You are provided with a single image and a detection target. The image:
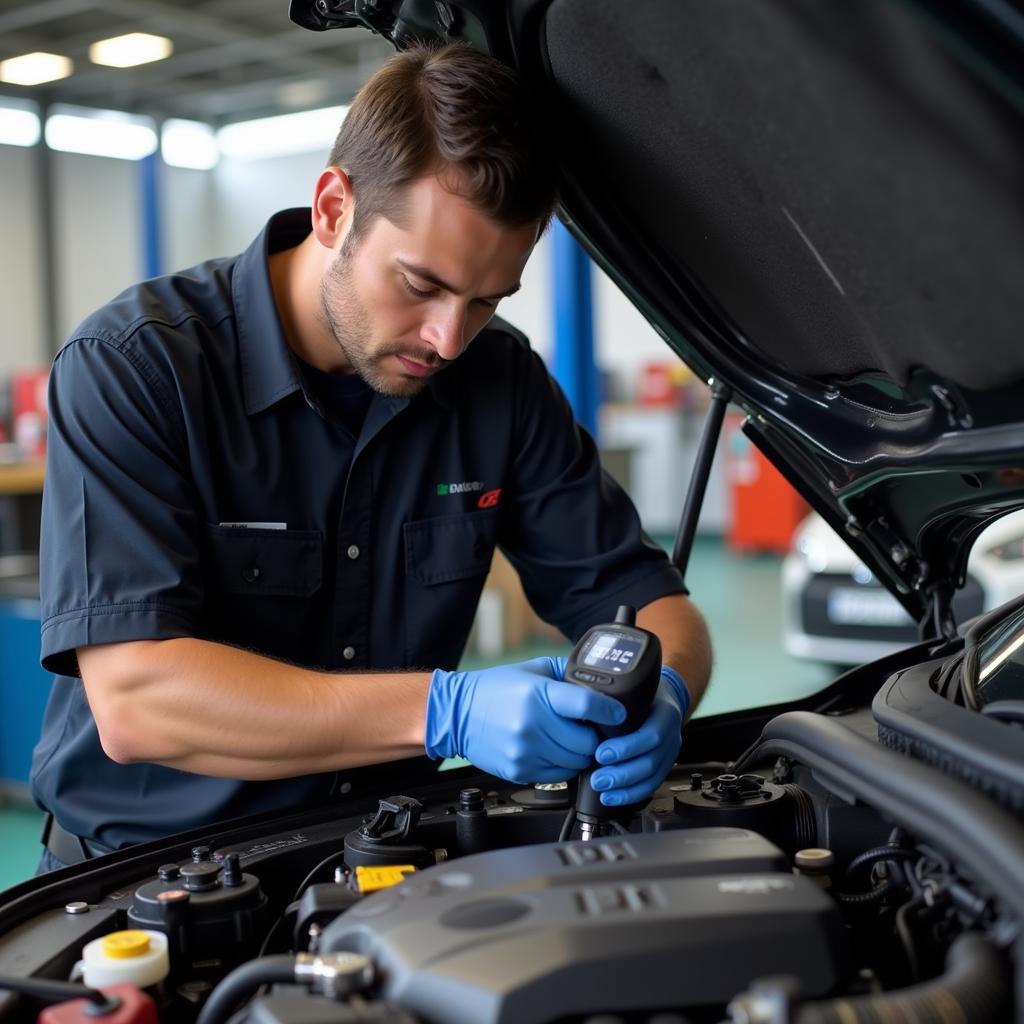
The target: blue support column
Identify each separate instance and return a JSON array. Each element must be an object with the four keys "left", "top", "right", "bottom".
[
  {"left": 36, "top": 101, "right": 59, "bottom": 356},
  {"left": 139, "top": 151, "right": 164, "bottom": 278},
  {"left": 551, "top": 219, "right": 600, "bottom": 436}
]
